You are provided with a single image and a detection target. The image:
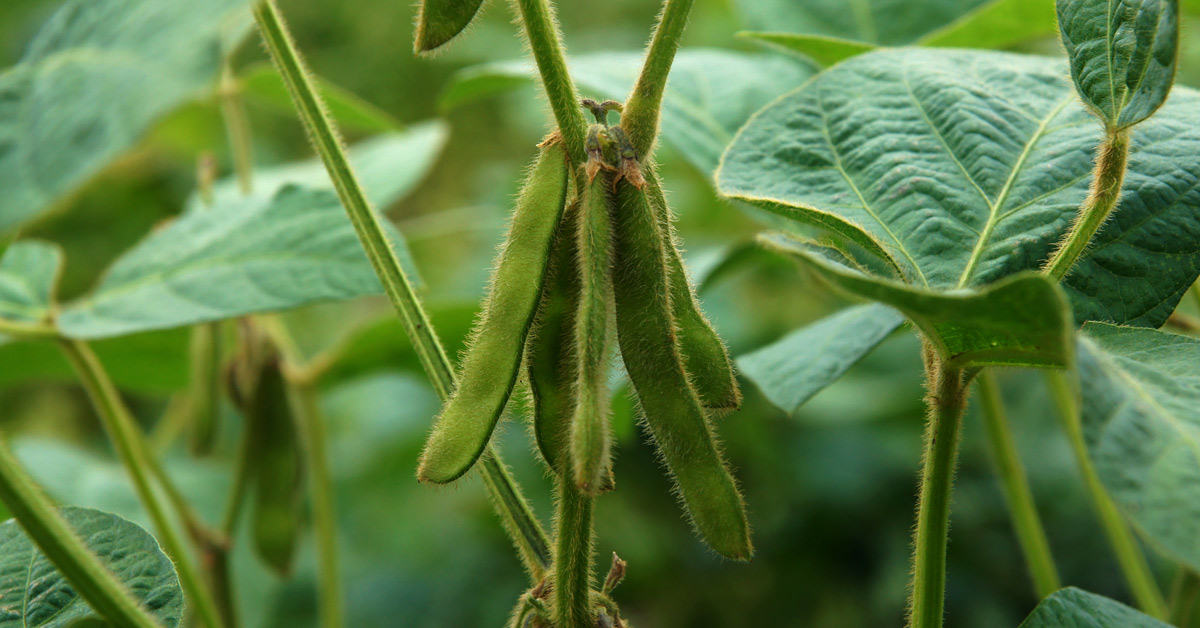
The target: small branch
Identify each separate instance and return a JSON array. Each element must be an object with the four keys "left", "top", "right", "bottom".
[
  {"left": 0, "top": 435, "right": 165, "bottom": 628},
  {"left": 977, "top": 372, "right": 1060, "bottom": 597},
  {"left": 621, "top": 0, "right": 696, "bottom": 159},
  {"left": 1043, "top": 129, "right": 1130, "bottom": 280},
  {"left": 0, "top": 317, "right": 57, "bottom": 340},
  {"left": 510, "top": 0, "right": 589, "bottom": 167},
  {"left": 908, "top": 355, "right": 968, "bottom": 628},
  {"left": 218, "top": 61, "right": 255, "bottom": 196},
  {"left": 1045, "top": 370, "right": 1169, "bottom": 619}
]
